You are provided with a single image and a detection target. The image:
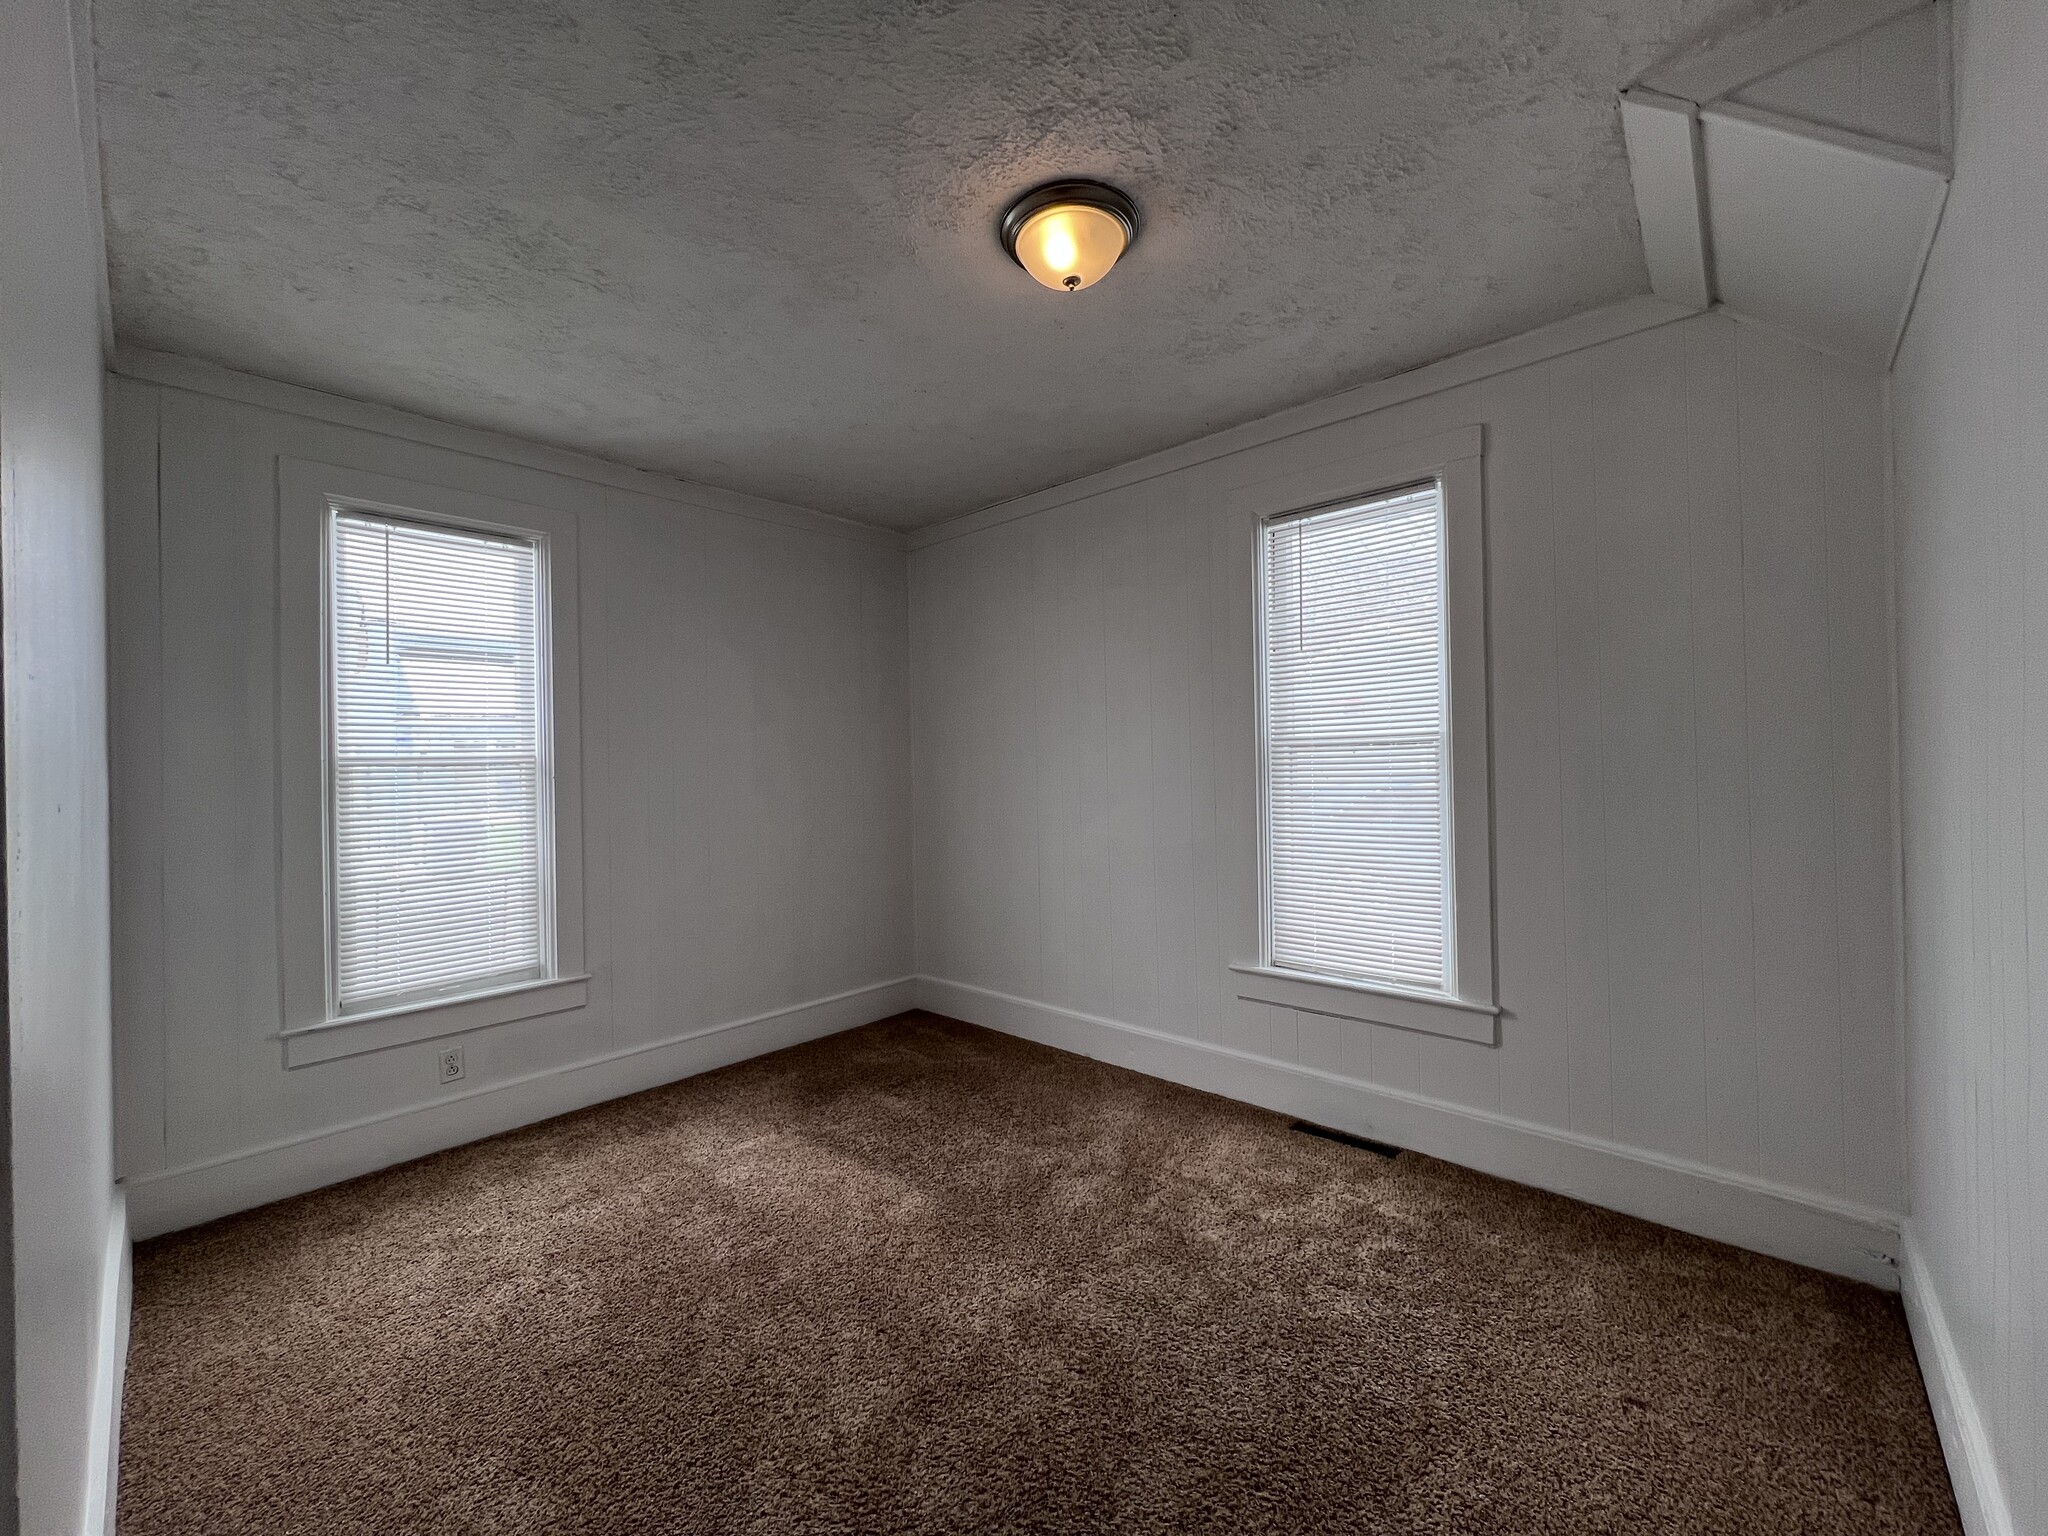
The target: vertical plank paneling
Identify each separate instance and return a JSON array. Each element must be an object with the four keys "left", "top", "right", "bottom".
[
  {"left": 1986, "top": 341, "right": 2027, "bottom": 1458},
  {"left": 1739, "top": 326, "right": 1846, "bottom": 1196},
  {"left": 712, "top": 512, "right": 798, "bottom": 1019},
  {"left": 786, "top": 530, "right": 868, "bottom": 997},
  {"left": 1147, "top": 488, "right": 1201, "bottom": 1039},
  {"left": 583, "top": 502, "right": 645, "bottom": 1044},
  {"left": 1184, "top": 486, "right": 1224, "bottom": 1050},
  {"left": 1550, "top": 348, "right": 1617, "bottom": 1141},
  {"left": 1102, "top": 494, "right": 1159, "bottom": 1027},
  {"left": 1684, "top": 316, "right": 1760, "bottom": 1178},
  {"left": 1035, "top": 510, "right": 1081, "bottom": 1013},
  {"left": 1820, "top": 358, "right": 1903, "bottom": 1212},
  {"left": 991, "top": 522, "right": 1046, "bottom": 1002},
  {"left": 910, "top": 308, "right": 1899, "bottom": 1215},
  {"left": 1481, "top": 364, "right": 1571, "bottom": 1132},
  {"left": 576, "top": 495, "right": 619, "bottom": 1055},
  {"left": 935, "top": 530, "right": 991, "bottom": 988},
  {"left": 863, "top": 543, "right": 915, "bottom": 979},
  {"left": 1892, "top": 2, "right": 2048, "bottom": 1512},
  {"left": 597, "top": 498, "right": 688, "bottom": 1039},
  {"left": 909, "top": 540, "right": 956, "bottom": 978},
  {"left": 1414, "top": 355, "right": 1504, "bottom": 1101},
  {"left": 1065, "top": 507, "right": 1116, "bottom": 1016},
  {"left": 1597, "top": 322, "right": 1706, "bottom": 1163},
  {"left": 2016, "top": 134, "right": 2048, "bottom": 1516},
  {"left": 106, "top": 376, "right": 166, "bottom": 1178},
  {"left": 1363, "top": 1022, "right": 1424, "bottom": 1096},
  {"left": 955, "top": 522, "right": 1038, "bottom": 999},
  {"left": 1203, "top": 483, "right": 1272, "bottom": 1059},
  {"left": 120, "top": 387, "right": 913, "bottom": 1175},
  {"left": 156, "top": 390, "right": 284, "bottom": 1166}
]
